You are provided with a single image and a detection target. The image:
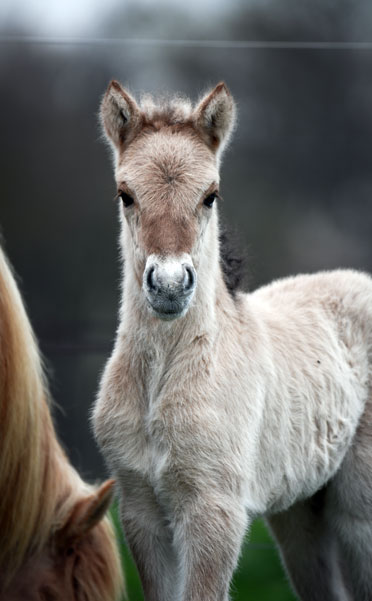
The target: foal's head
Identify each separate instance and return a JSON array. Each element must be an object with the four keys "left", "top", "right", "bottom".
[{"left": 100, "top": 81, "right": 236, "bottom": 320}]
